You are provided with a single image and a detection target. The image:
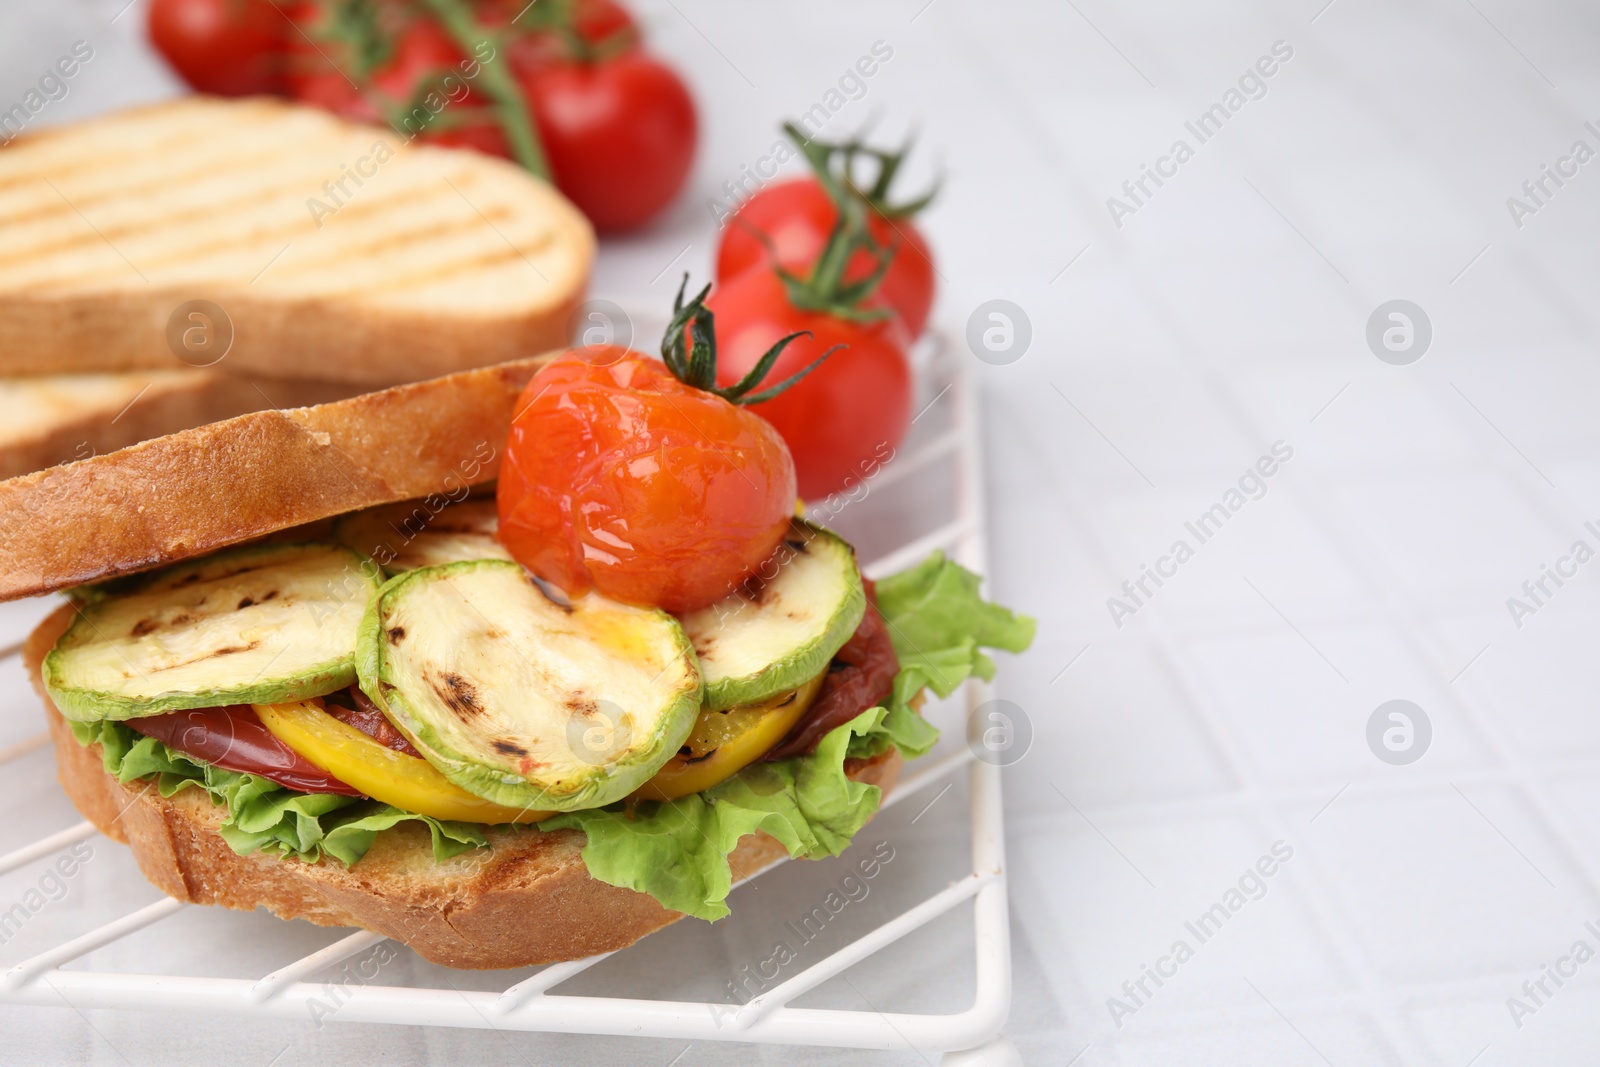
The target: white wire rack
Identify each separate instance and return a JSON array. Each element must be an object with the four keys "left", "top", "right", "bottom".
[{"left": 0, "top": 343, "right": 1020, "bottom": 1064}]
